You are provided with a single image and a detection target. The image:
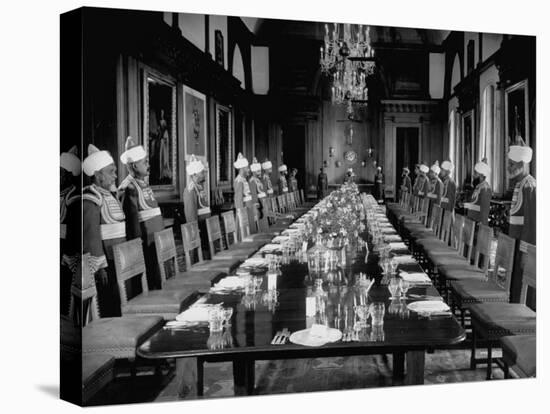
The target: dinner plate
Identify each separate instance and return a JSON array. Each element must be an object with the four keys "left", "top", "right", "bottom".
[
  {"left": 289, "top": 328, "right": 342, "bottom": 347},
  {"left": 407, "top": 300, "right": 450, "bottom": 314}
]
